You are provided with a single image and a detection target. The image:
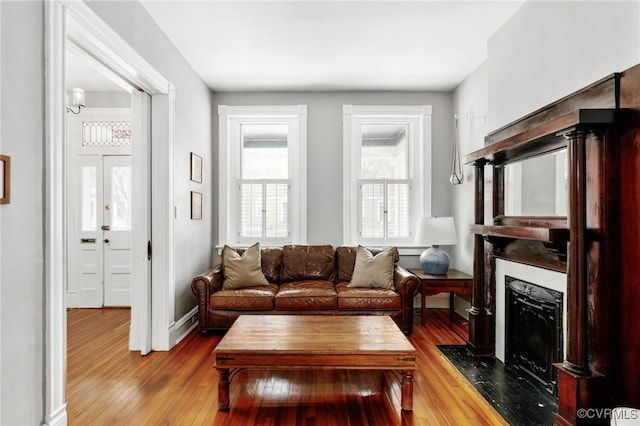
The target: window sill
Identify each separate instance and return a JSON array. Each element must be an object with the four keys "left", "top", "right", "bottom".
[{"left": 216, "top": 244, "right": 427, "bottom": 256}]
